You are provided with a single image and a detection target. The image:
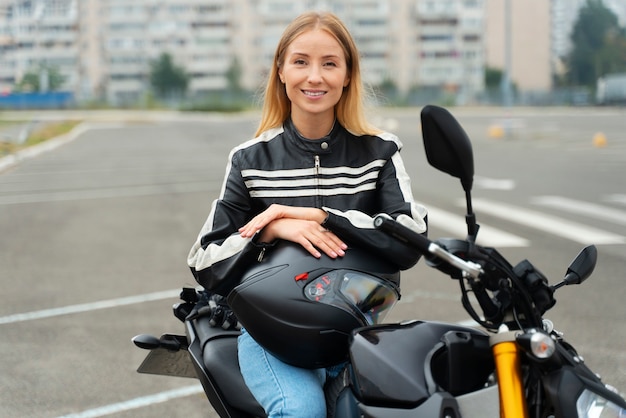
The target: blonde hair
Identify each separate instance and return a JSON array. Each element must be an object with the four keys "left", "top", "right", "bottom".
[{"left": 255, "top": 11, "right": 379, "bottom": 137}]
